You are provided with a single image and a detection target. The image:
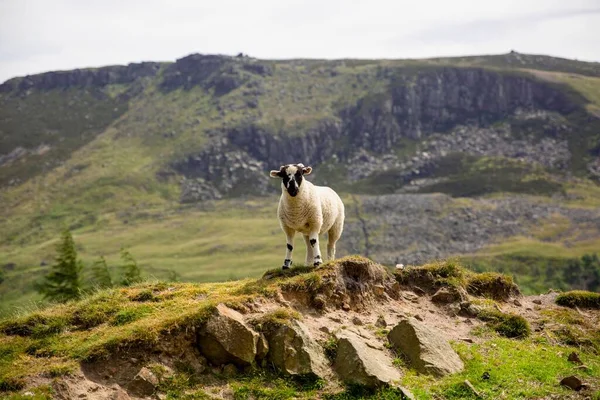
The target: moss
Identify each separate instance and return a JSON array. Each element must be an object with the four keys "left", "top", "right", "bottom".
[
  {"left": 466, "top": 273, "right": 520, "bottom": 301},
  {"left": 477, "top": 310, "right": 531, "bottom": 338},
  {"left": 556, "top": 290, "right": 600, "bottom": 309}
]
